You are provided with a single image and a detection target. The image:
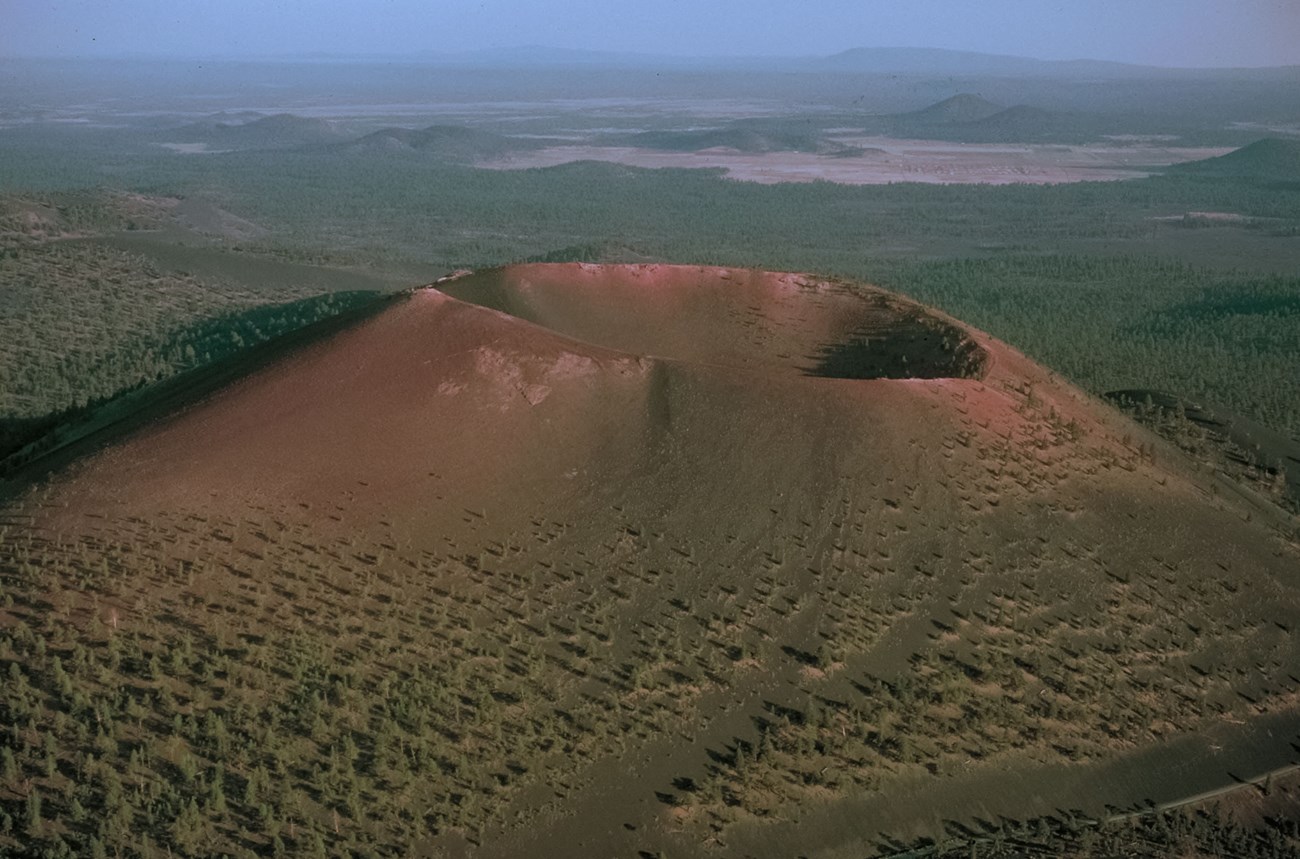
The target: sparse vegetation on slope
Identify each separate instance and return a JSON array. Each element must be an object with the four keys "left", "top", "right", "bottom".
[
  {"left": 1, "top": 267, "right": 1297, "bottom": 858},
  {"left": 1109, "top": 391, "right": 1299, "bottom": 512}
]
